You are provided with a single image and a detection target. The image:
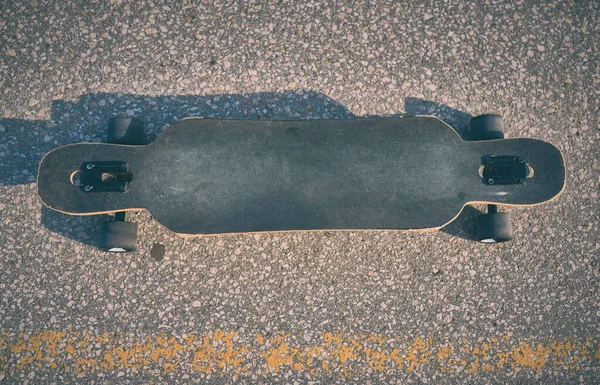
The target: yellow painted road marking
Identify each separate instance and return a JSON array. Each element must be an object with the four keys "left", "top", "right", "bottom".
[{"left": 0, "top": 331, "right": 598, "bottom": 377}]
